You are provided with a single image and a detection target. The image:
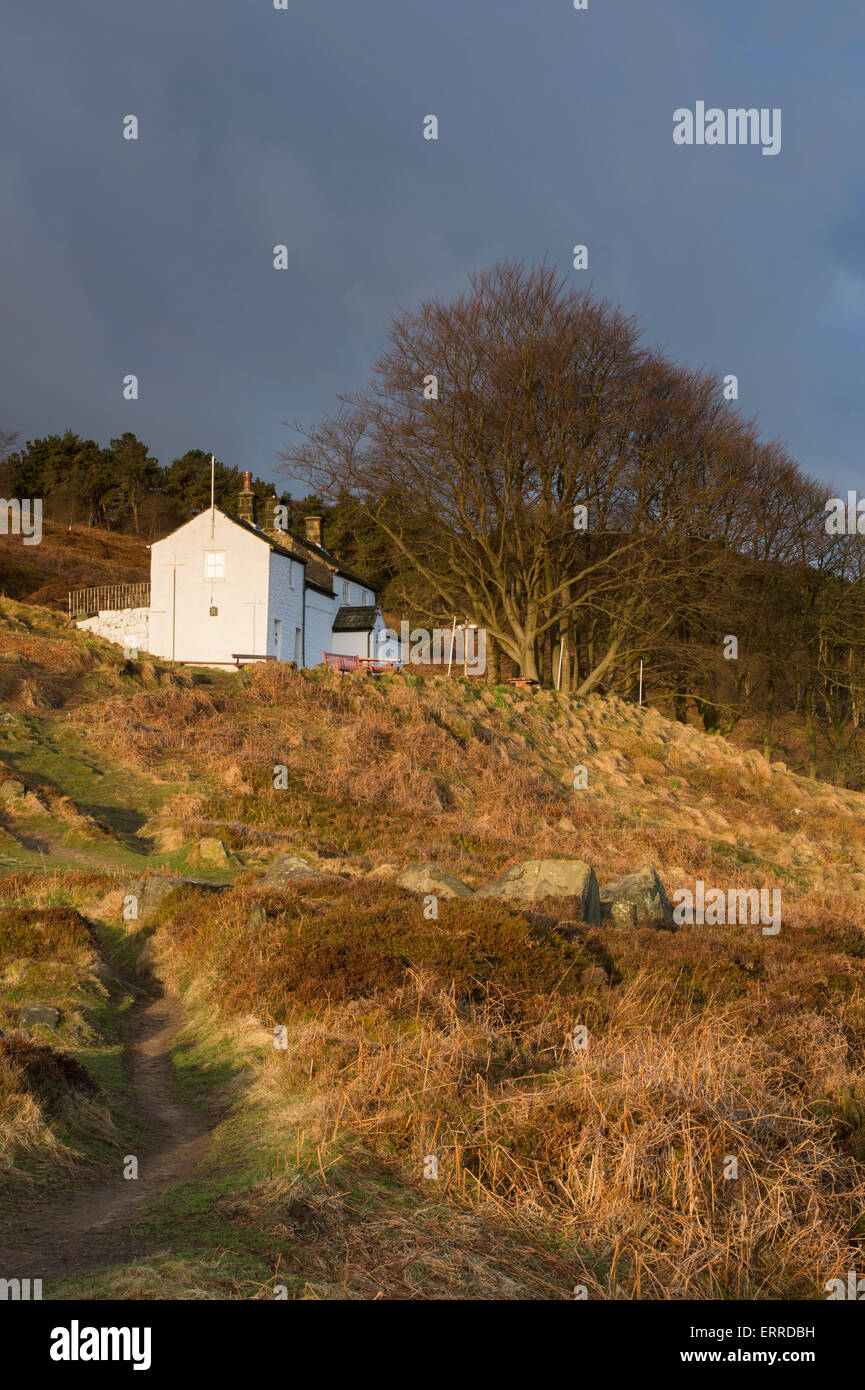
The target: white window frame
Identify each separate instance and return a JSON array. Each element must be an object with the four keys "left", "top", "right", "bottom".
[
  {"left": 342, "top": 580, "right": 350, "bottom": 602},
  {"left": 204, "top": 550, "right": 226, "bottom": 582}
]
